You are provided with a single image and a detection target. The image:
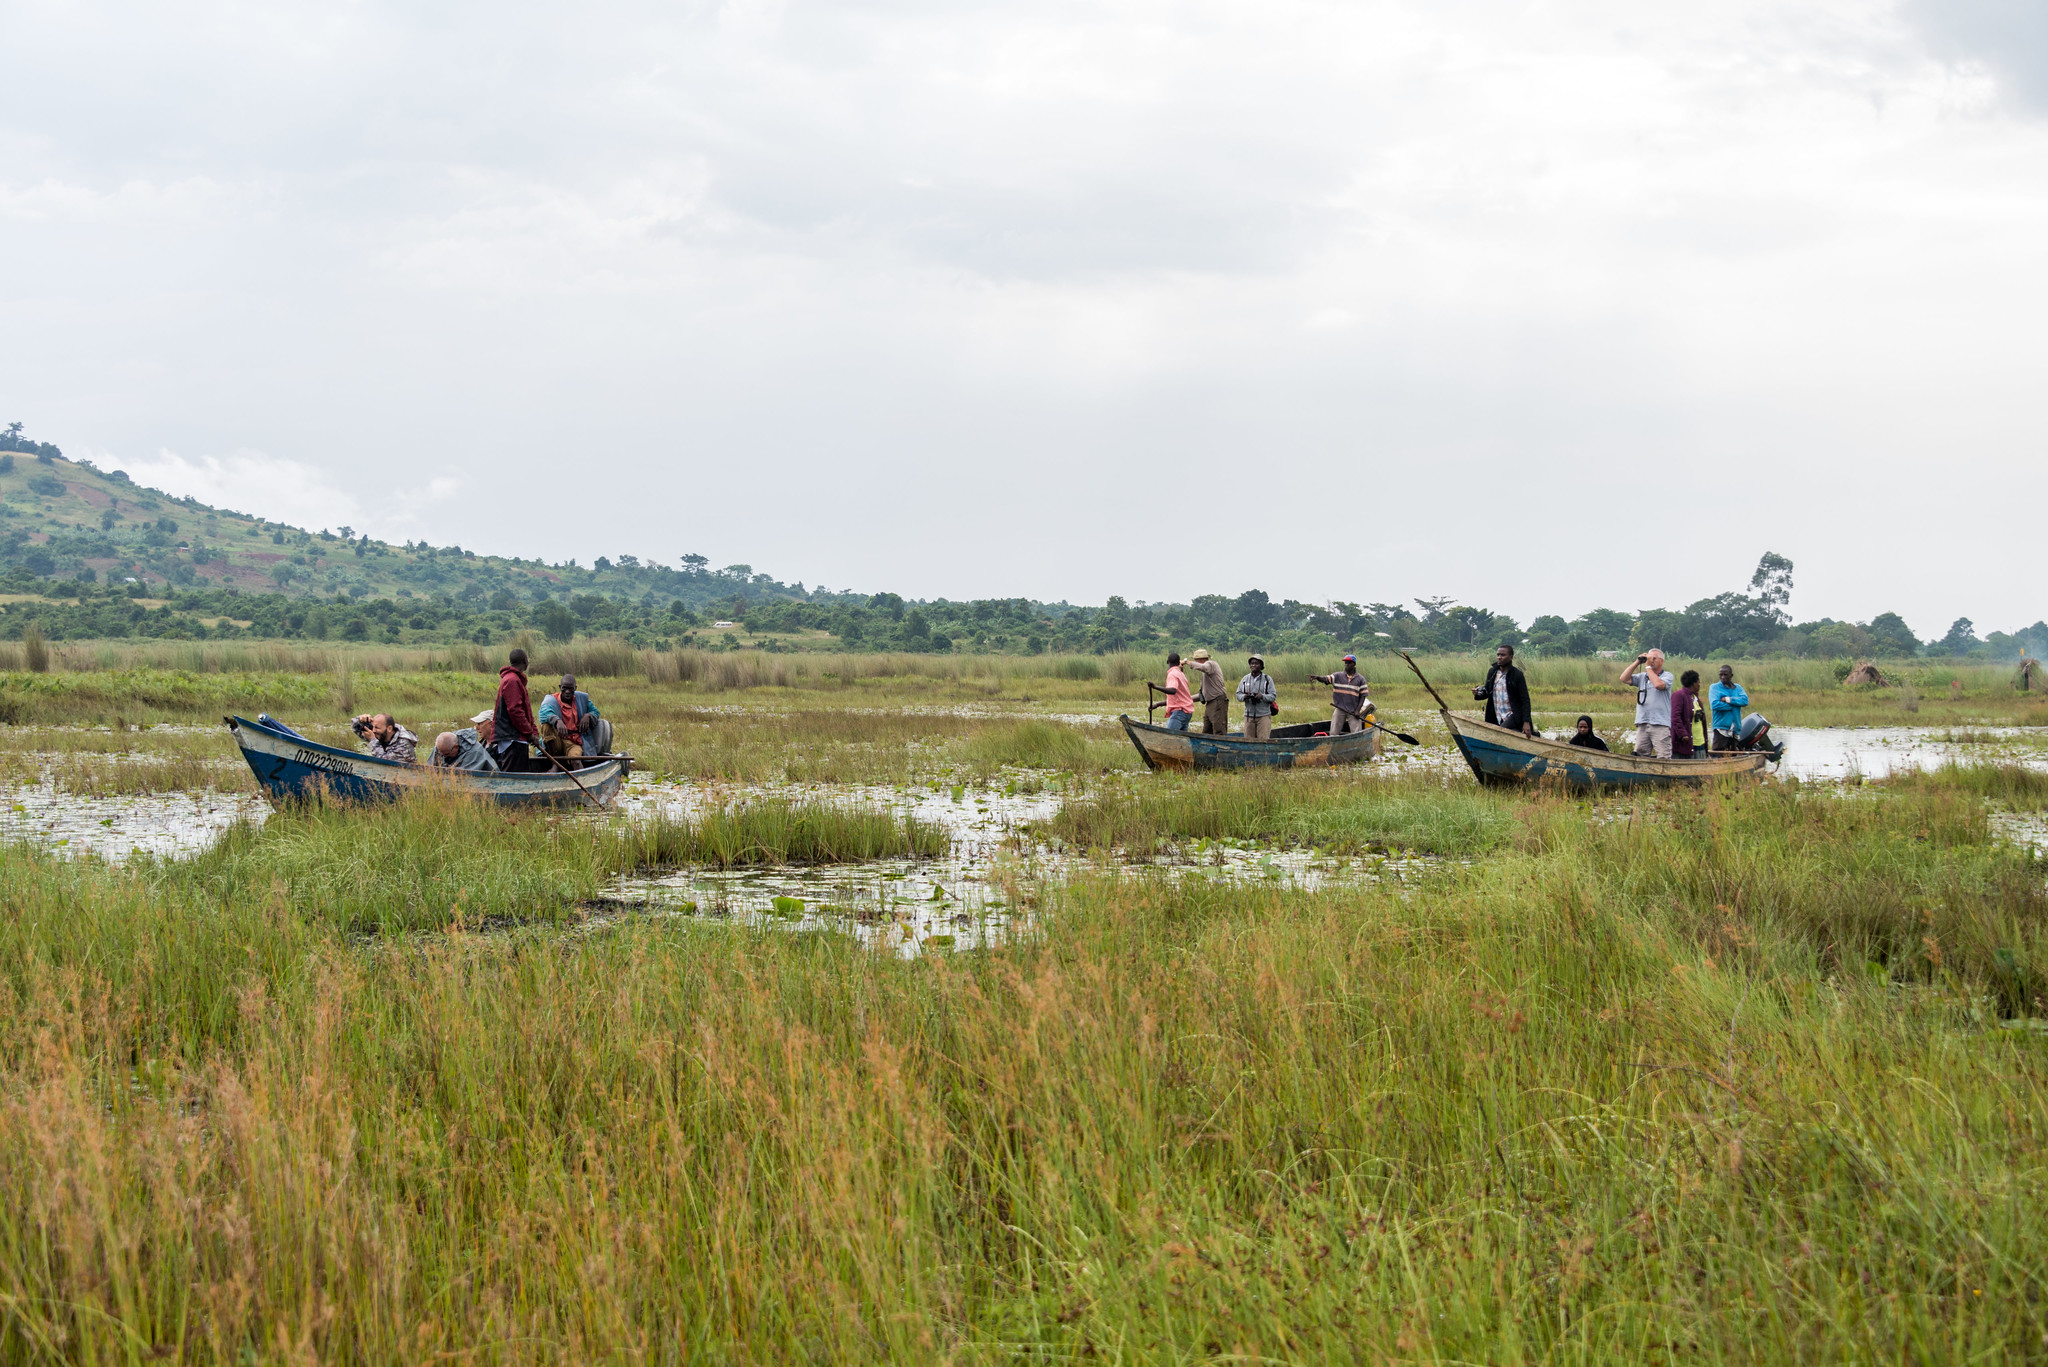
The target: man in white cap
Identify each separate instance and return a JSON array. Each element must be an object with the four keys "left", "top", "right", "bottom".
[
  {"left": 1188, "top": 648, "right": 1230, "bottom": 735},
  {"left": 1237, "top": 653, "right": 1277, "bottom": 740}
]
